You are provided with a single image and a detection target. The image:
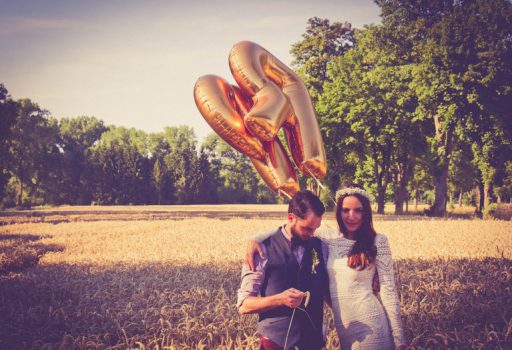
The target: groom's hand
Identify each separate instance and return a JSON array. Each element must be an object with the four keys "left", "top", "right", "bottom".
[
  {"left": 245, "top": 240, "right": 265, "bottom": 271},
  {"left": 278, "top": 288, "right": 306, "bottom": 309}
]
